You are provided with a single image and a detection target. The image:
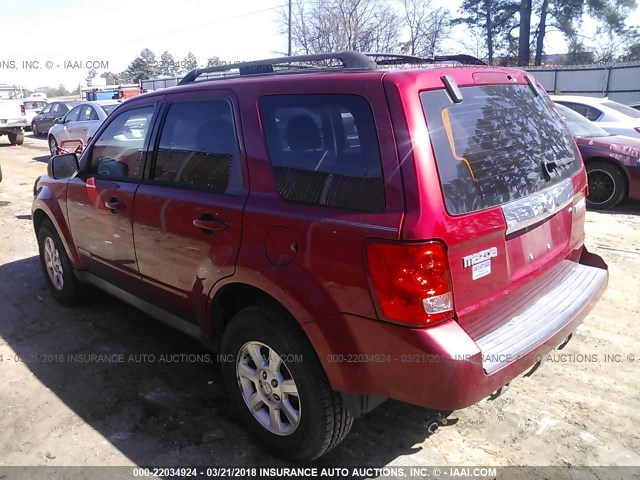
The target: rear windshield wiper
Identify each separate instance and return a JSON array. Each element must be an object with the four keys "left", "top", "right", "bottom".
[{"left": 542, "top": 157, "right": 574, "bottom": 179}]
